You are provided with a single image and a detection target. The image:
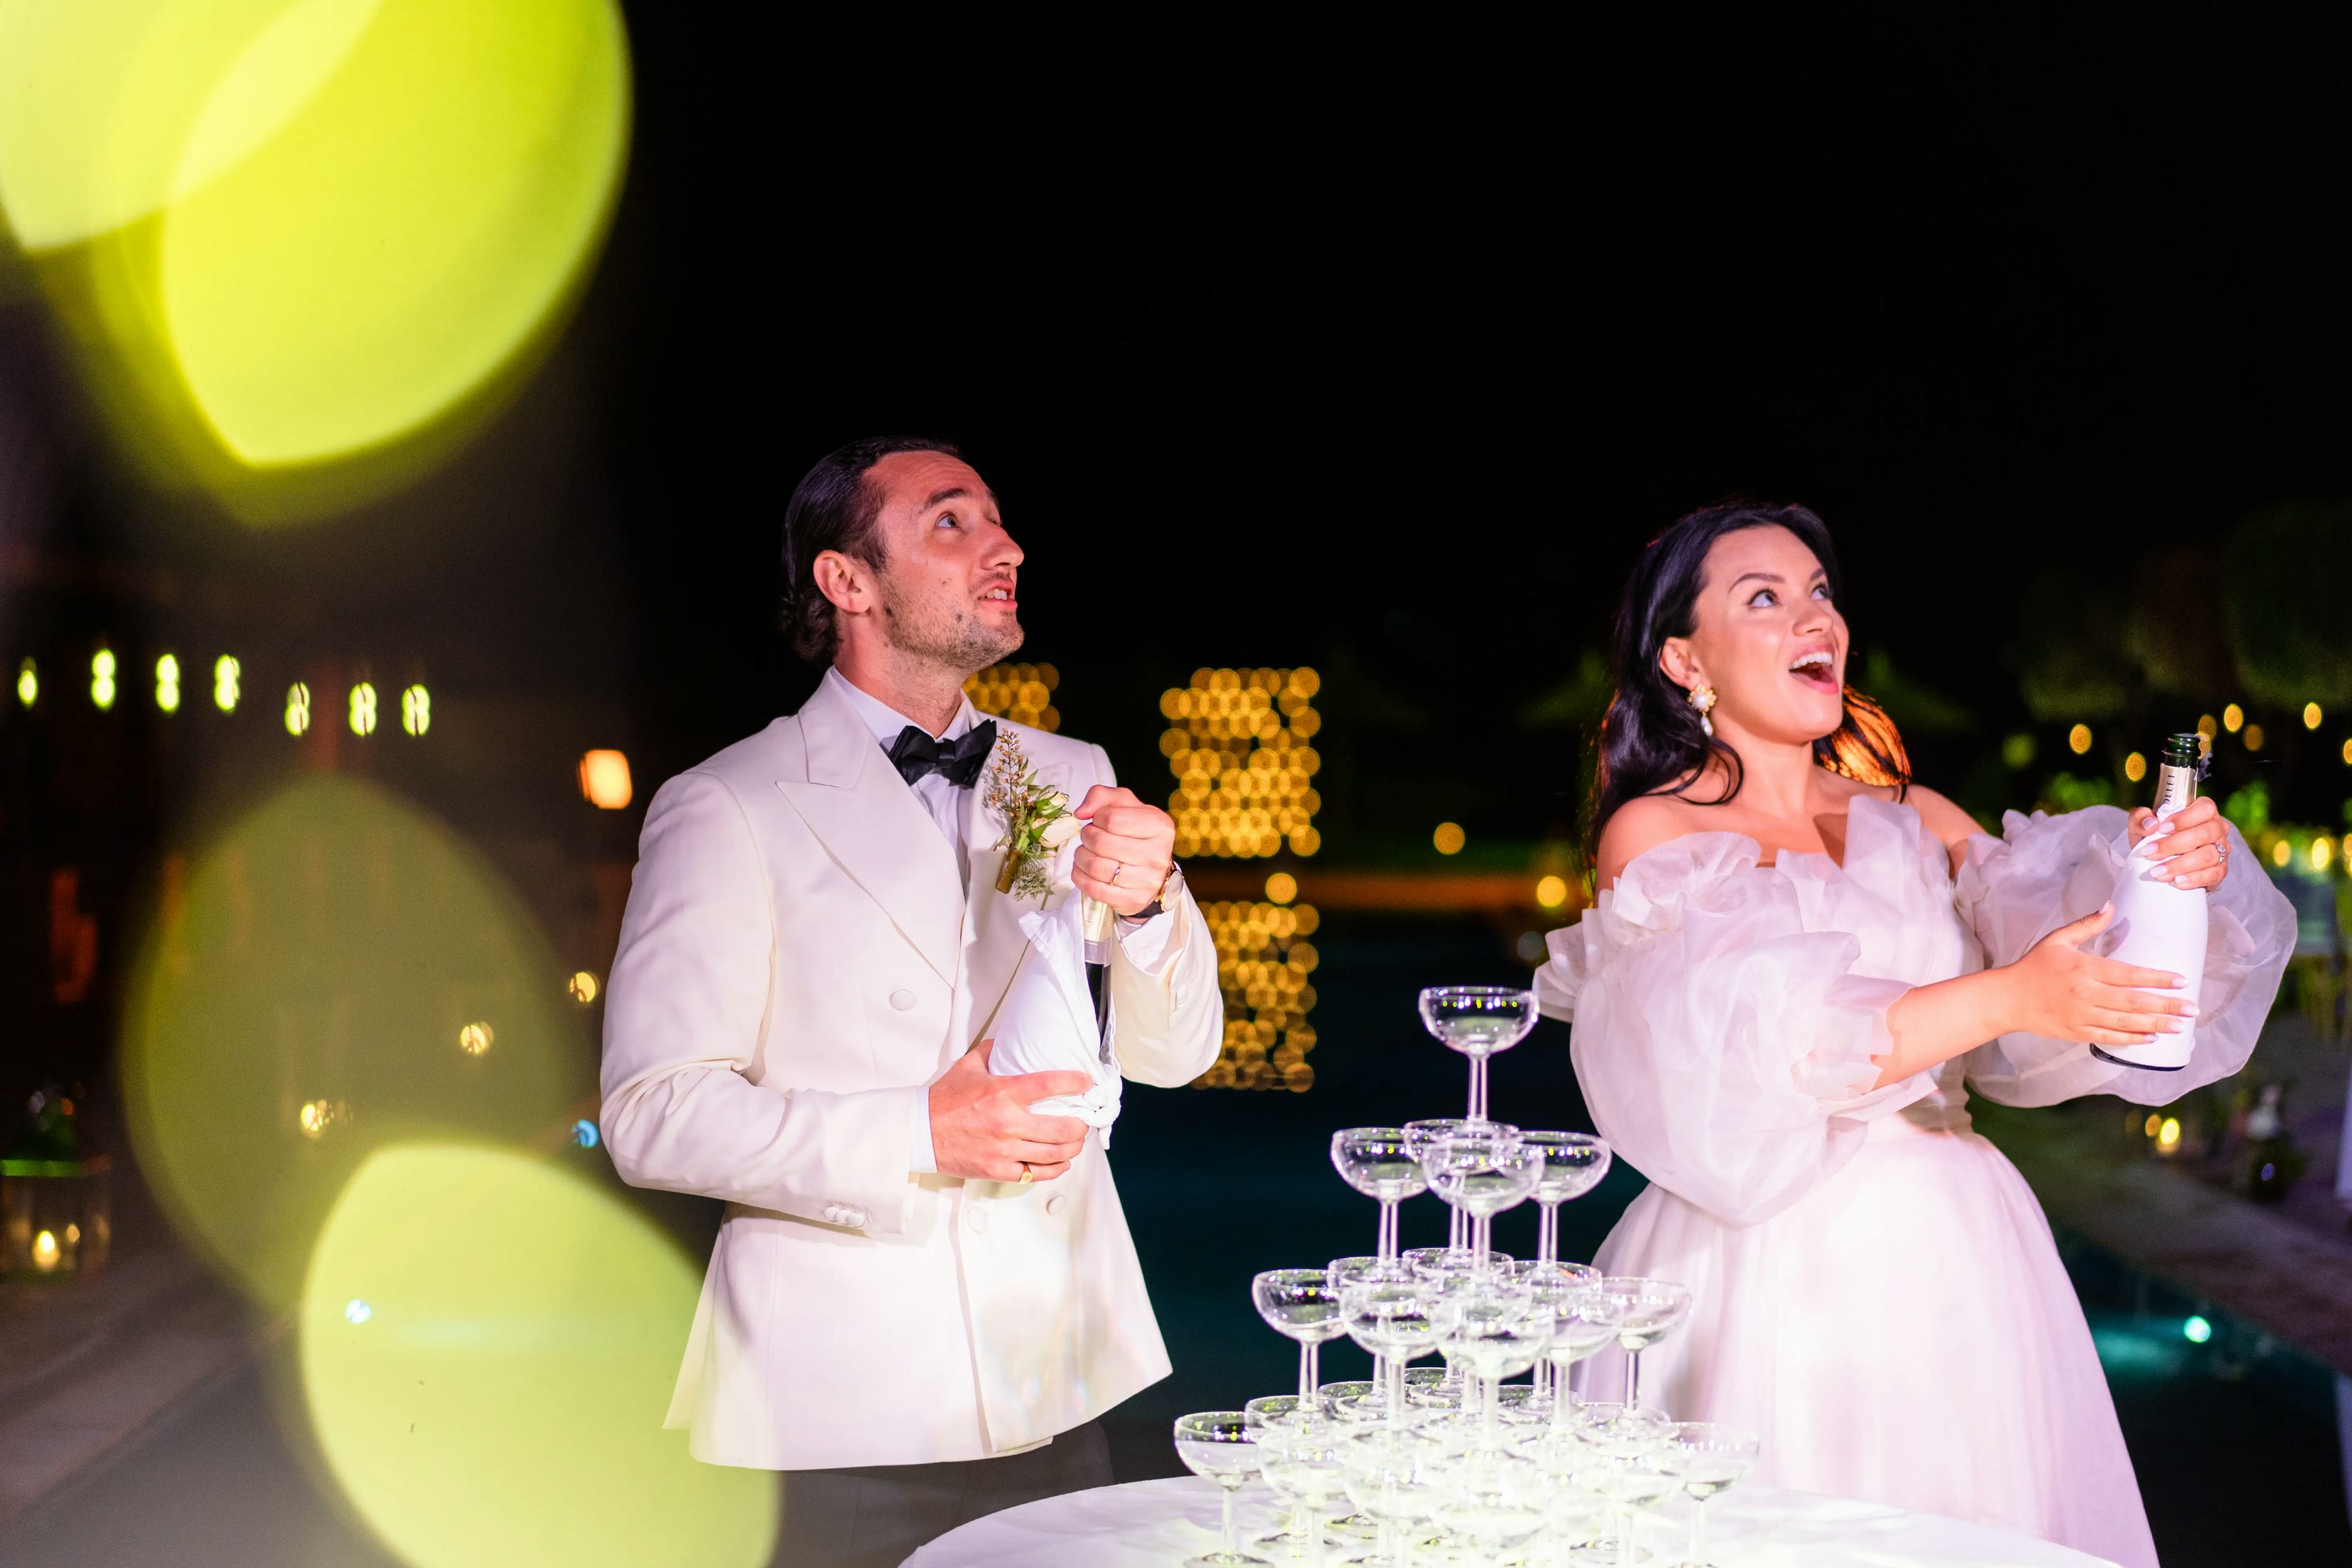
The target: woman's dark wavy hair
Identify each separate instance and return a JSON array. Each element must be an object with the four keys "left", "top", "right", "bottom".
[{"left": 1587, "top": 500, "right": 1910, "bottom": 853}]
